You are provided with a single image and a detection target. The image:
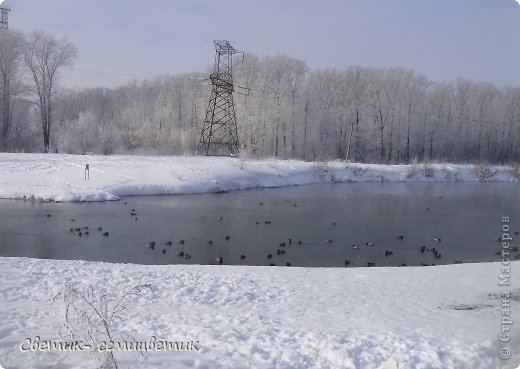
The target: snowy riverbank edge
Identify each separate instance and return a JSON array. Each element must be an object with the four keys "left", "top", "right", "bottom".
[
  {"left": 0, "top": 153, "right": 518, "bottom": 202},
  {"left": 0, "top": 257, "right": 519, "bottom": 369}
]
